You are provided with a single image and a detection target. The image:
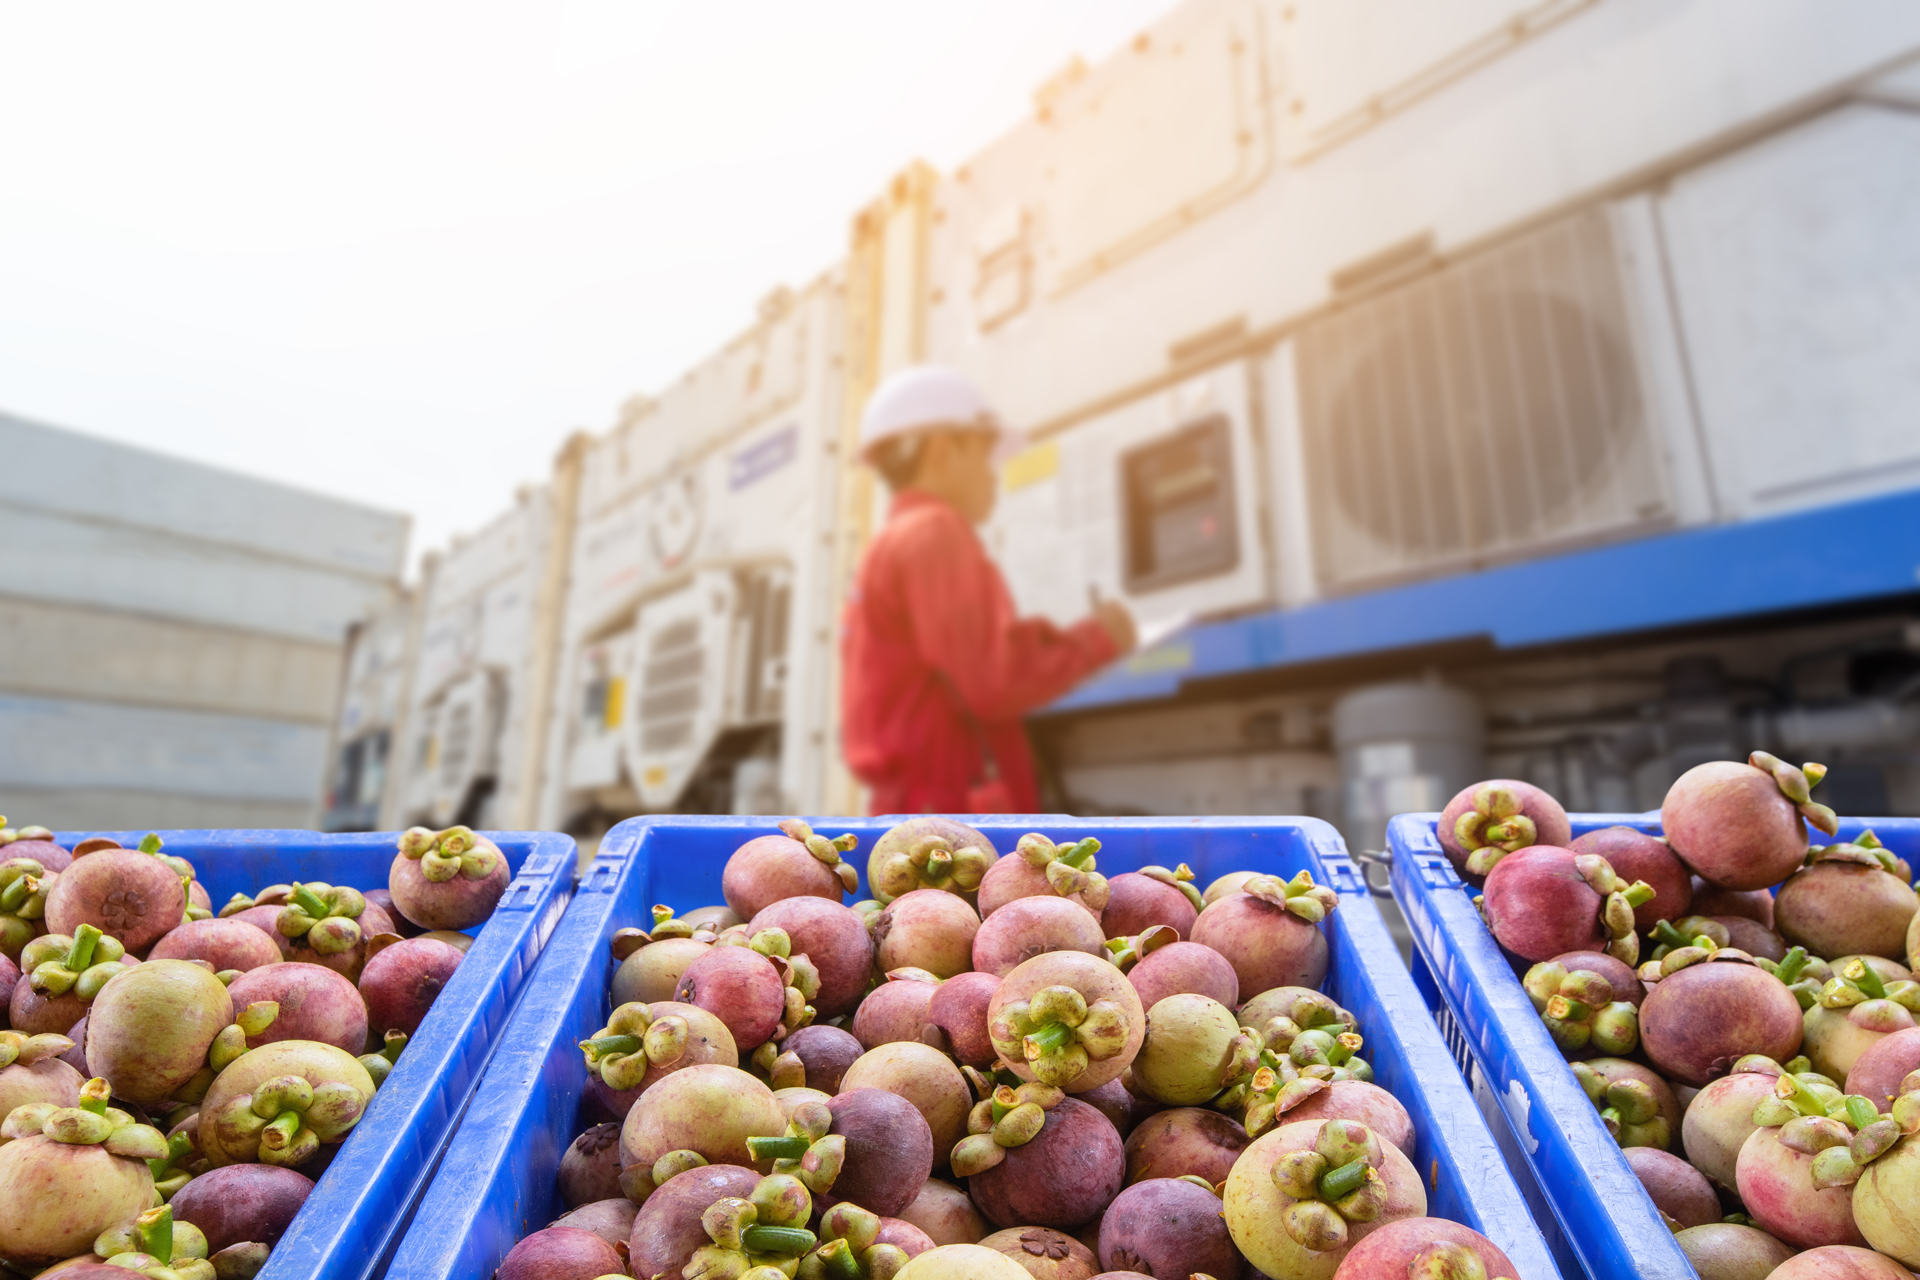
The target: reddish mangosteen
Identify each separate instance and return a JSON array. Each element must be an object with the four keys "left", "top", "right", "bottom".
[
  {"left": 625, "top": 1163, "right": 760, "bottom": 1279},
  {"left": 672, "top": 939, "right": 788, "bottom": 1052},
  {"left": 1672, "top": 1223, "right": 1797, "bottom": 1280},
  {"left": 85, "top": 958, "right": 234, "bottom": 1106},
  {"left": 1735, "top": 1107, "right": 1868, "bottom": 1249},
  {"left": 1482, "top": 846, "right": 1648, "bottom": 965},
  {"left": 1570, "top": 1058, "right": 1681, "bottom": 1149},
  {"left": 1437, "top": 778, "right": 1572, "bottom": 882},
  {"left": 1260, "top": 1079, "right": 1415, "bottom": 1156},
  {"left": 497, "top": 1224, "right": 624, "bottom": 1280},
  {"left": 1775, "top": 834, "right": 1919, "bottom": 963},
  {"left": 1070, "top": 1077, "right": 1157, "bottom": 1142},
  {"left": 776, "top": 1023, "right": 864, "bottom": 1094},
  {"left": 867, "top": 817, "right": 999, "bottom": 905},
  {"left": 148, "top": 917, "right": 283, "bottom": 973},
  {"left": 580, "top": 1000, "right": 738, "bottom": 1120},
  {"left": 972, "top": 896, "right": 1106, "bottom": 978},
  {"left": 557, "top": 1122, "right": 623, "bottom": 1206},
  {"left": 1222, "top": 1118, "right": 1427, "bottom": 1279},
  {"left": 1621, "top": 1145, "right": 1719, "bottom": 1227},
  {"left": 1329, "top": 1217, "right": 1518, "bottom": 1280},
  {"left": 8, "top": 927, "right": 136, "bottom": 1037},
  {"left": 1099, "top": 866, "right": 1202, "bottom": 941},
  {"left": 748, "top": 896, "right": 872, "bottom": 1019},
  {"left": 1122, "top": 1107, "right": 1247, "bottom": 1186},
  {"left": 618, "top": 1065, "right": 784, "bottom": 1183},
  {"left": 1570, "top": 826, "right": 1691, "bottom": 930},
  {"left": 923, "top": 970, "right": 999, "bottom": 1067},
  {"left": 877, "top": 1217, "right": 936, "bottom": 1258},
  {"left": 1848, "top": 1027, "right": 1920, "bottom": 1109},
  {"left": 551, "top": 1198, "right": 637, "bottom": 1248},
  {"left": 45, "top": 837, "right": 188, "bottom": 953},
  {"left": 610, "top": 910, "right": 713, "bottom": 1009},
  {"left": 895, "top": 1177, "right": 986, "bottom": 1247},
  {"left": 0, "top": 1030, "right": 82, "bottom": 1115},
  {"left": 0, "top": 828, "right": 71, "bottom": 873},
  {"left": 361, "top": 887, "right": 421, "bottom": 937},
  {"left": 1802, "top": 961, "right": 1917, "bottom": 1083},
  {"left": 226, "top": 961, "right": 367, "bottom": 1055},
  {"left": 721, "top": 820, "right": 859, "bottom": 920},
  {"left": 979, "top": 1225, "right": 1098, "bottom": 1280},
  {"left": 230, "top": 904, "right": 297, "bottom": 960},
  {"left": 168, "top": 1162, "right": 315, "bottom": 1250},
  {"left": 388, "top": 826, "right": 510, "bottom": 931},
  {"left": 1692, "top": 879, "right": 1775, "bottom": 928},
  {"left": 1126, "top": 940, "right": 1238, "bottom": 1012},
  {"left": 1095, "top": 1177, "right": 1234, "bottom": 1279},
  {"left": 1767, "top": 1246, "right": 1917, "bottom": 1279},
  {"left": 1663, "top": 753, "right": 1837, "bottom": 890},
  {"left": 976, "top": 835, "right": 1110, "bottom": 921},
  {"left": 988, "top": 951, "right": 1146, "bottom": 1094},
  {"left": 1713, "top": 916, "right": 1787, "bottom": 962},
  {"left": 814, "top": 1087, "right": 937, "bottom": 1218},
  {"left": 957, "top": 1090, "right": 1126, "bottom": 1230},
  {"left": 359, "top": 935, "right": 463, "bottom": 1038},
  {"left": 1189, "top": 872, "right": 1339, "bottom": 995},
  {"left": 852, "top": 969, "right": 942, "bottom": 1050},
  {"left": 1640, "top": 950, "right": 1803, "bottom": 1086},
  {"left": 875, "top": 889, "right": 981, "bottom": 980},
  {"left": 839, "top": 1042, "right": 973, "bottom": 1161}
]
